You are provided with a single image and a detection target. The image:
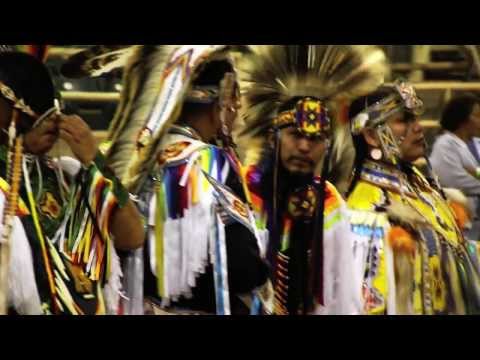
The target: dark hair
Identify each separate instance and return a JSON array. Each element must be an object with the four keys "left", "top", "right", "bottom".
[
  {"left": 346, "top": 87, "right": 395, "bottom": 196},
  {"left": 440, "top": 94, "right": 480, "bottom": 132},
  {"left": 194, "top": 59, "right": 234, "bottom": 87},
  {"left": 180, "top": 60, "right": 234, "bottom": 118},
  {"left": 0, "top": 52, "right": 55, "bottom": 116}
]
